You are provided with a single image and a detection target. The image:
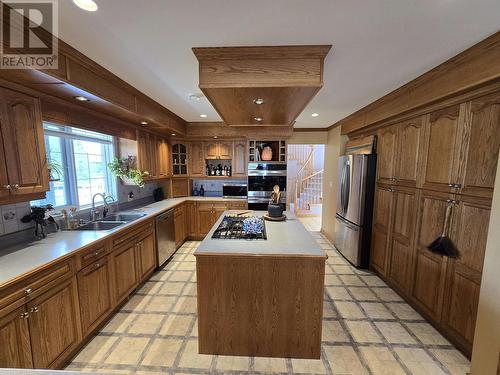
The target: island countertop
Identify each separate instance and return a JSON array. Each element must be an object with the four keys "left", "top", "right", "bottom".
[{"left": 195, "top": 210, "right": 327, "bottom": 257}]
